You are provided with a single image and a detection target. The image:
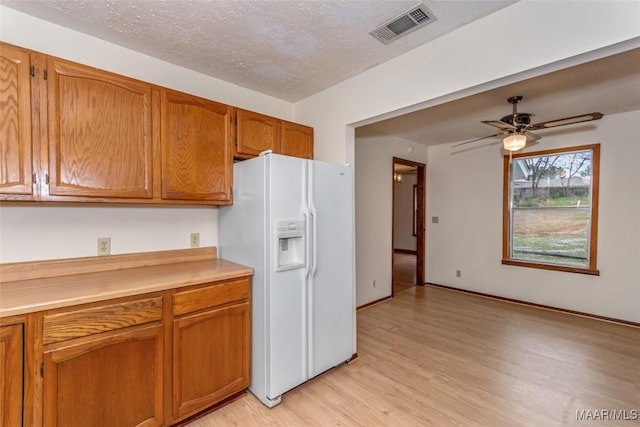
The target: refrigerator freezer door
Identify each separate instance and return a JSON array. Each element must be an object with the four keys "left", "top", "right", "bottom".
[
  {"left": 218, "top": 156, "right": 270, "bottom": 404},
  {"left": 307, "top": 160, "right": 354, "bottom": 378},
  {"left": 266, "top": 154, "right": 308, "bottom": 399}
]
